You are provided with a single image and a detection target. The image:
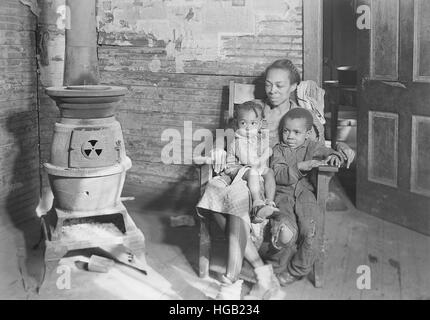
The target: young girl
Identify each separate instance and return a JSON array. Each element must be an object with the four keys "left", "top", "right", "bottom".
[
  {"left": 212, "top": 101, "right": 282, "bottom": 300},
  {"left": 224, "top": 101, "right": 278, "bottom": 223}
]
